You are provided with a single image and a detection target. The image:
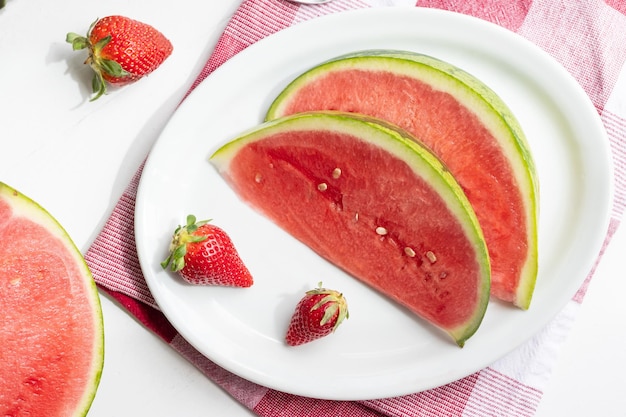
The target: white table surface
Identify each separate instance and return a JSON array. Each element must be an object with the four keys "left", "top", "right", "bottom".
[{"left": 1, "top": 1, "right": 624, "bottom": 415}]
